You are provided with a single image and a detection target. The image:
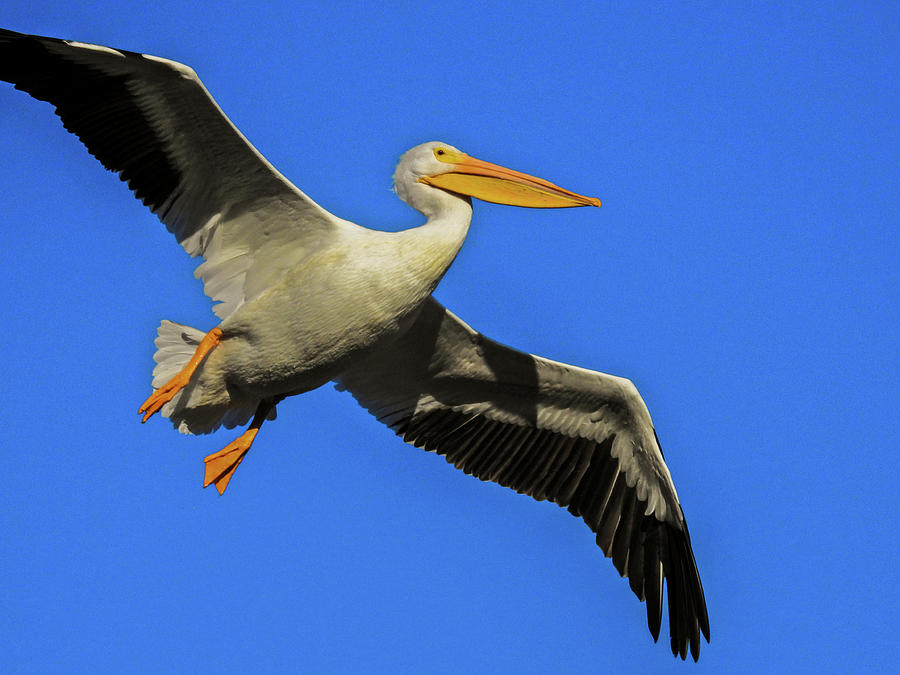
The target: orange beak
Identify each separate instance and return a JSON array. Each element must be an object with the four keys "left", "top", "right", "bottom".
[{"left": 419, "top": 149, "right": 601, "bottom": 208}]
